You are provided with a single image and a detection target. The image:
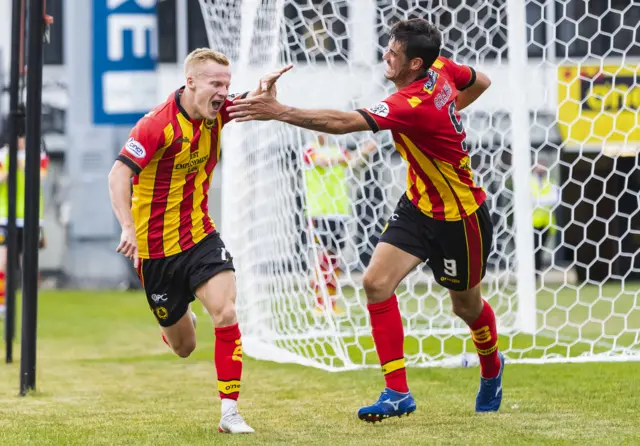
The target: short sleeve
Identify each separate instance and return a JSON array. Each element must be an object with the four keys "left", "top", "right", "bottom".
[
  {"left": 356, "top": 94, "right": 414, "bottom": 133},
  {"left": 219, "top": 91, "right": 249, "bottom": 126},
  {"left": 116, "top": 118, "right": 166, "bottom": 175},
  {"left": 441, "top": 57, "right": 476, "bottom": 91}
]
